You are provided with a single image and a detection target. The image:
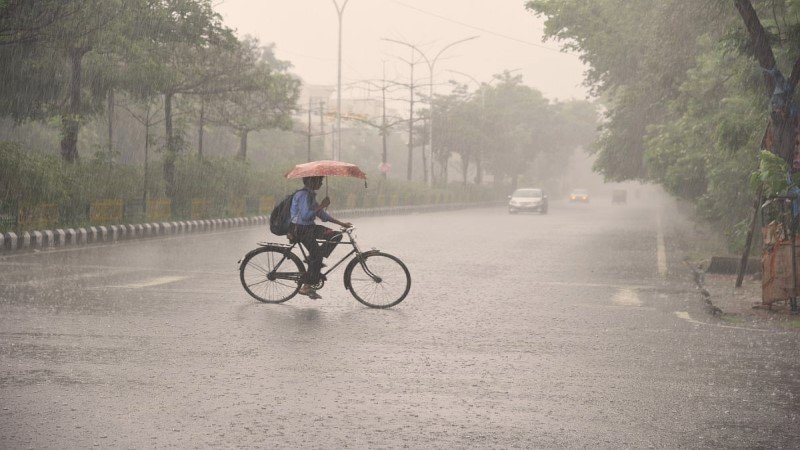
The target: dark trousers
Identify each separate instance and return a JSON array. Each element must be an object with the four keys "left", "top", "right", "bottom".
[{"left": 290, "top": 224, "right": 342, "bottom": 284}]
